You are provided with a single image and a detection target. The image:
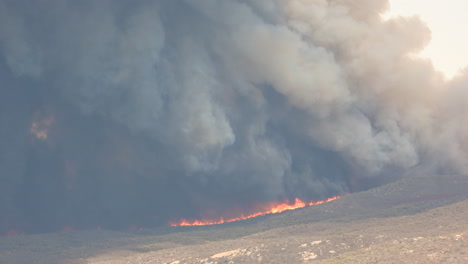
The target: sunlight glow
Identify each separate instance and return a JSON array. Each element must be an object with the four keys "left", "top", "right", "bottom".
[{"left": 383, "top": 0, "right": 468, "bottom": 78}]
